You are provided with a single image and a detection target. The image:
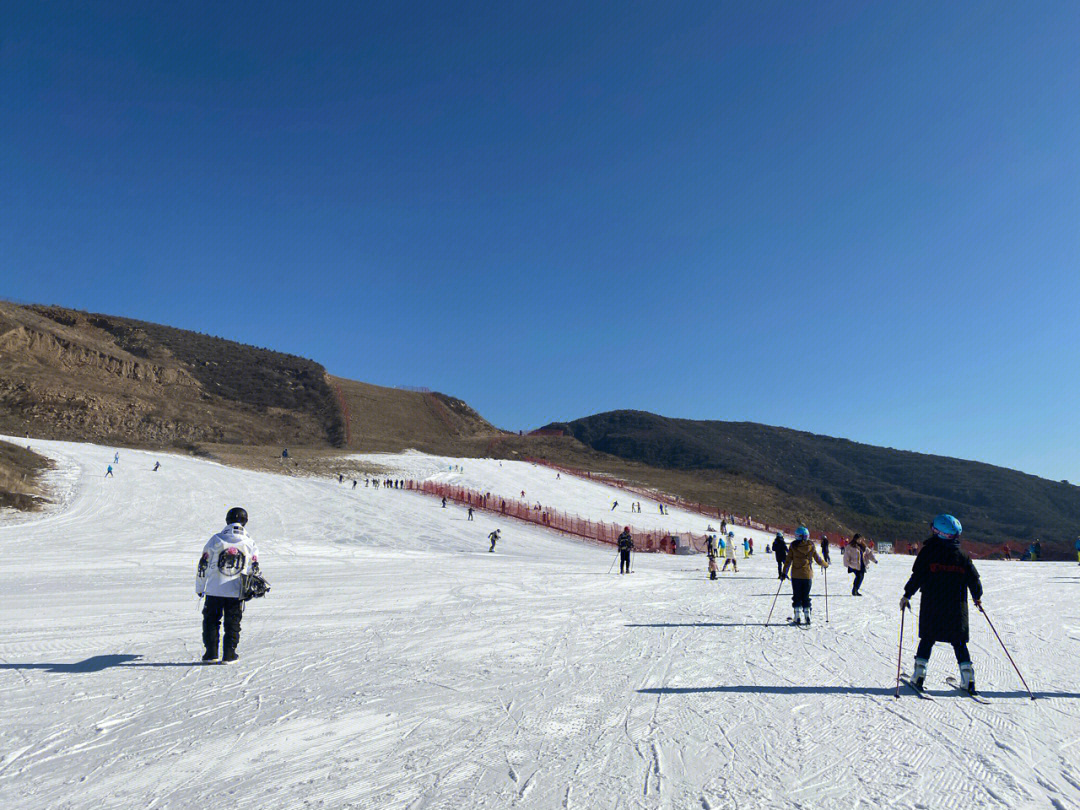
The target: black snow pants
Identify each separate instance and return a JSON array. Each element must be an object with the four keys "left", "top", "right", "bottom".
[
  {"left": 852, "top": 567, "right": 866, "bottom": 594},
  {"left": 791, "top": 578, "right": 812, "bottom": 610},
  {"left": 775, "top": 556, "right": 786, "bottom": 578},
  {"left": 620, "top": 550, "right": 631, "bottom": 574},
  {"left": 203, "top": 595, "right": 243, "bottom": 655},
  {"left": 916, "top": 638, "right": 971, "bottom": 664}
]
